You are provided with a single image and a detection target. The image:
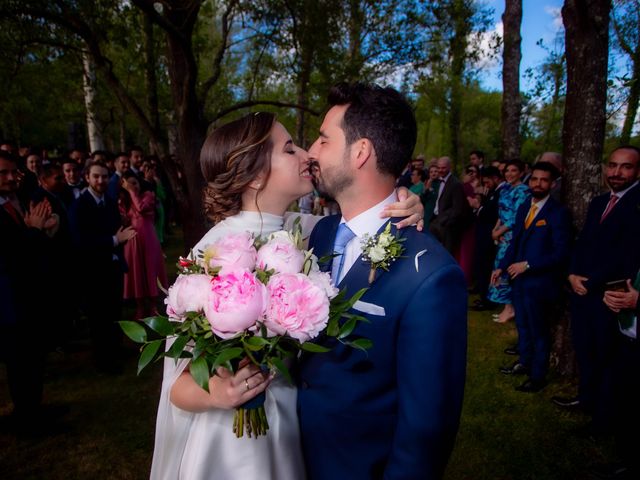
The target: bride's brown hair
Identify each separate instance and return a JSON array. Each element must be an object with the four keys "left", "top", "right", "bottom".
[{"left": 201, "top": 112, "right": 276, "bottom": 222}]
